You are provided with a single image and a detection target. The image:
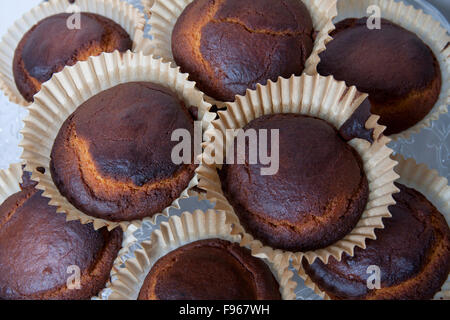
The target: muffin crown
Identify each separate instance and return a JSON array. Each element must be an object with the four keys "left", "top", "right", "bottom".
[{"left": 0, "top": 165, "right": 123, "bottom": 300}]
